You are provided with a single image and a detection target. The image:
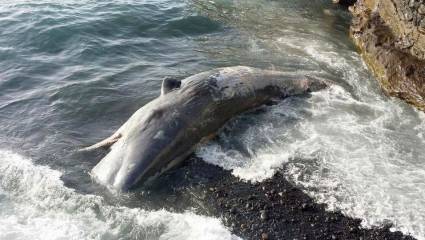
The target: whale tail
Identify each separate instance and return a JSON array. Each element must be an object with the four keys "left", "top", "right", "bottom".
[{"left": 79, "top": 133, "right": 122, "bottom": 152}]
